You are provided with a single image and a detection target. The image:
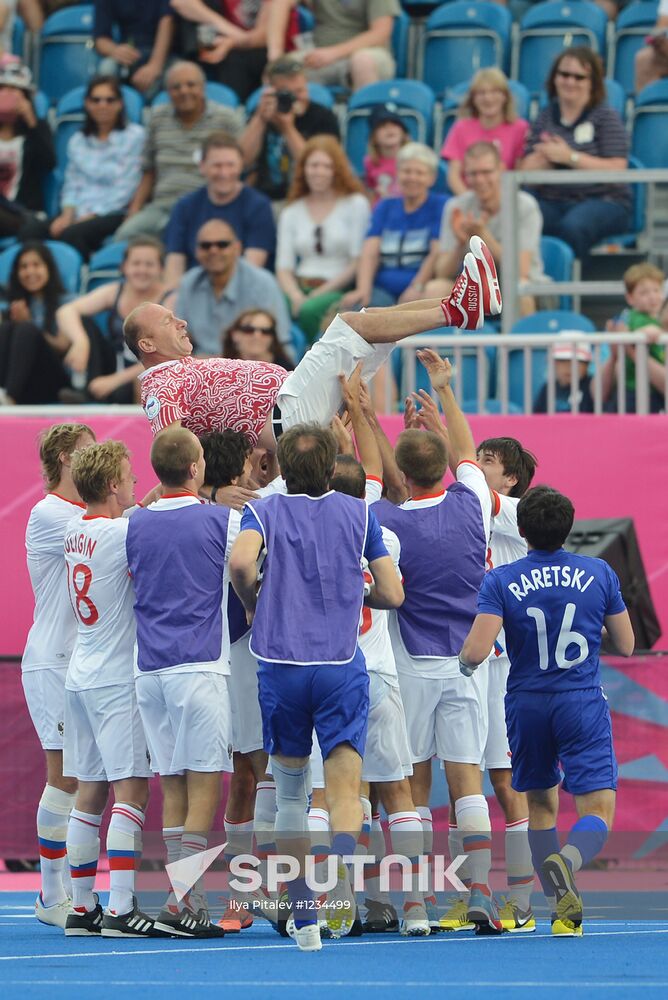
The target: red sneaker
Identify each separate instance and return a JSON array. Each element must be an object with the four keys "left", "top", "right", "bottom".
[
  {"left": 469, "top": 235, "right": 502, "bottom": 316},
  {"left": 217, "top": 902, "right": 253, "bottom": 932},
  {"left": 441, "top": 252, "right": 484, "bottom": 329}
]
